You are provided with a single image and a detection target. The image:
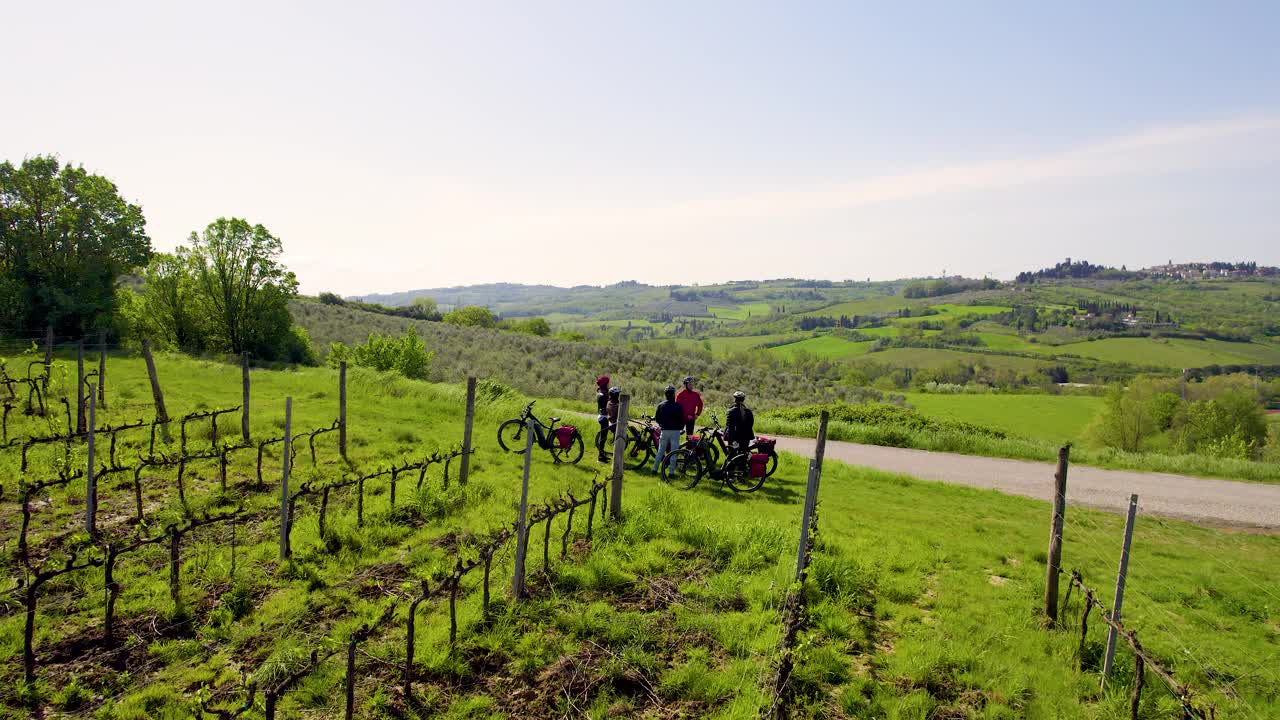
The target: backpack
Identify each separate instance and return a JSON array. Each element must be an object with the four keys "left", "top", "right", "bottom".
[
  {"left": 754, "top": 437, "right": 776, "bottom": 453},
  {"left": 749, "top": 453, "right": 769, "bottom": 478}
]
